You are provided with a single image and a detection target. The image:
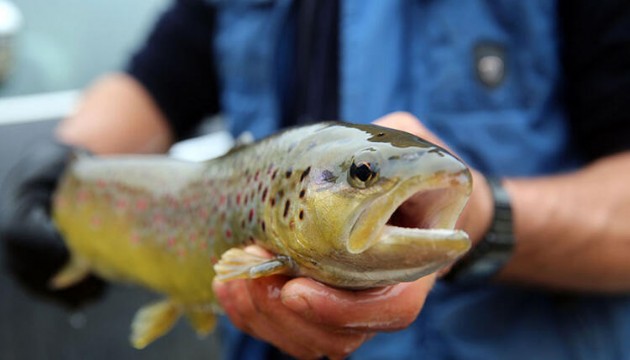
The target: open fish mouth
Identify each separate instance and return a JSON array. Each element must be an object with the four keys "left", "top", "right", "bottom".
[{"left": 347, "top": 170, "right": 472, "bottom": 255}]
